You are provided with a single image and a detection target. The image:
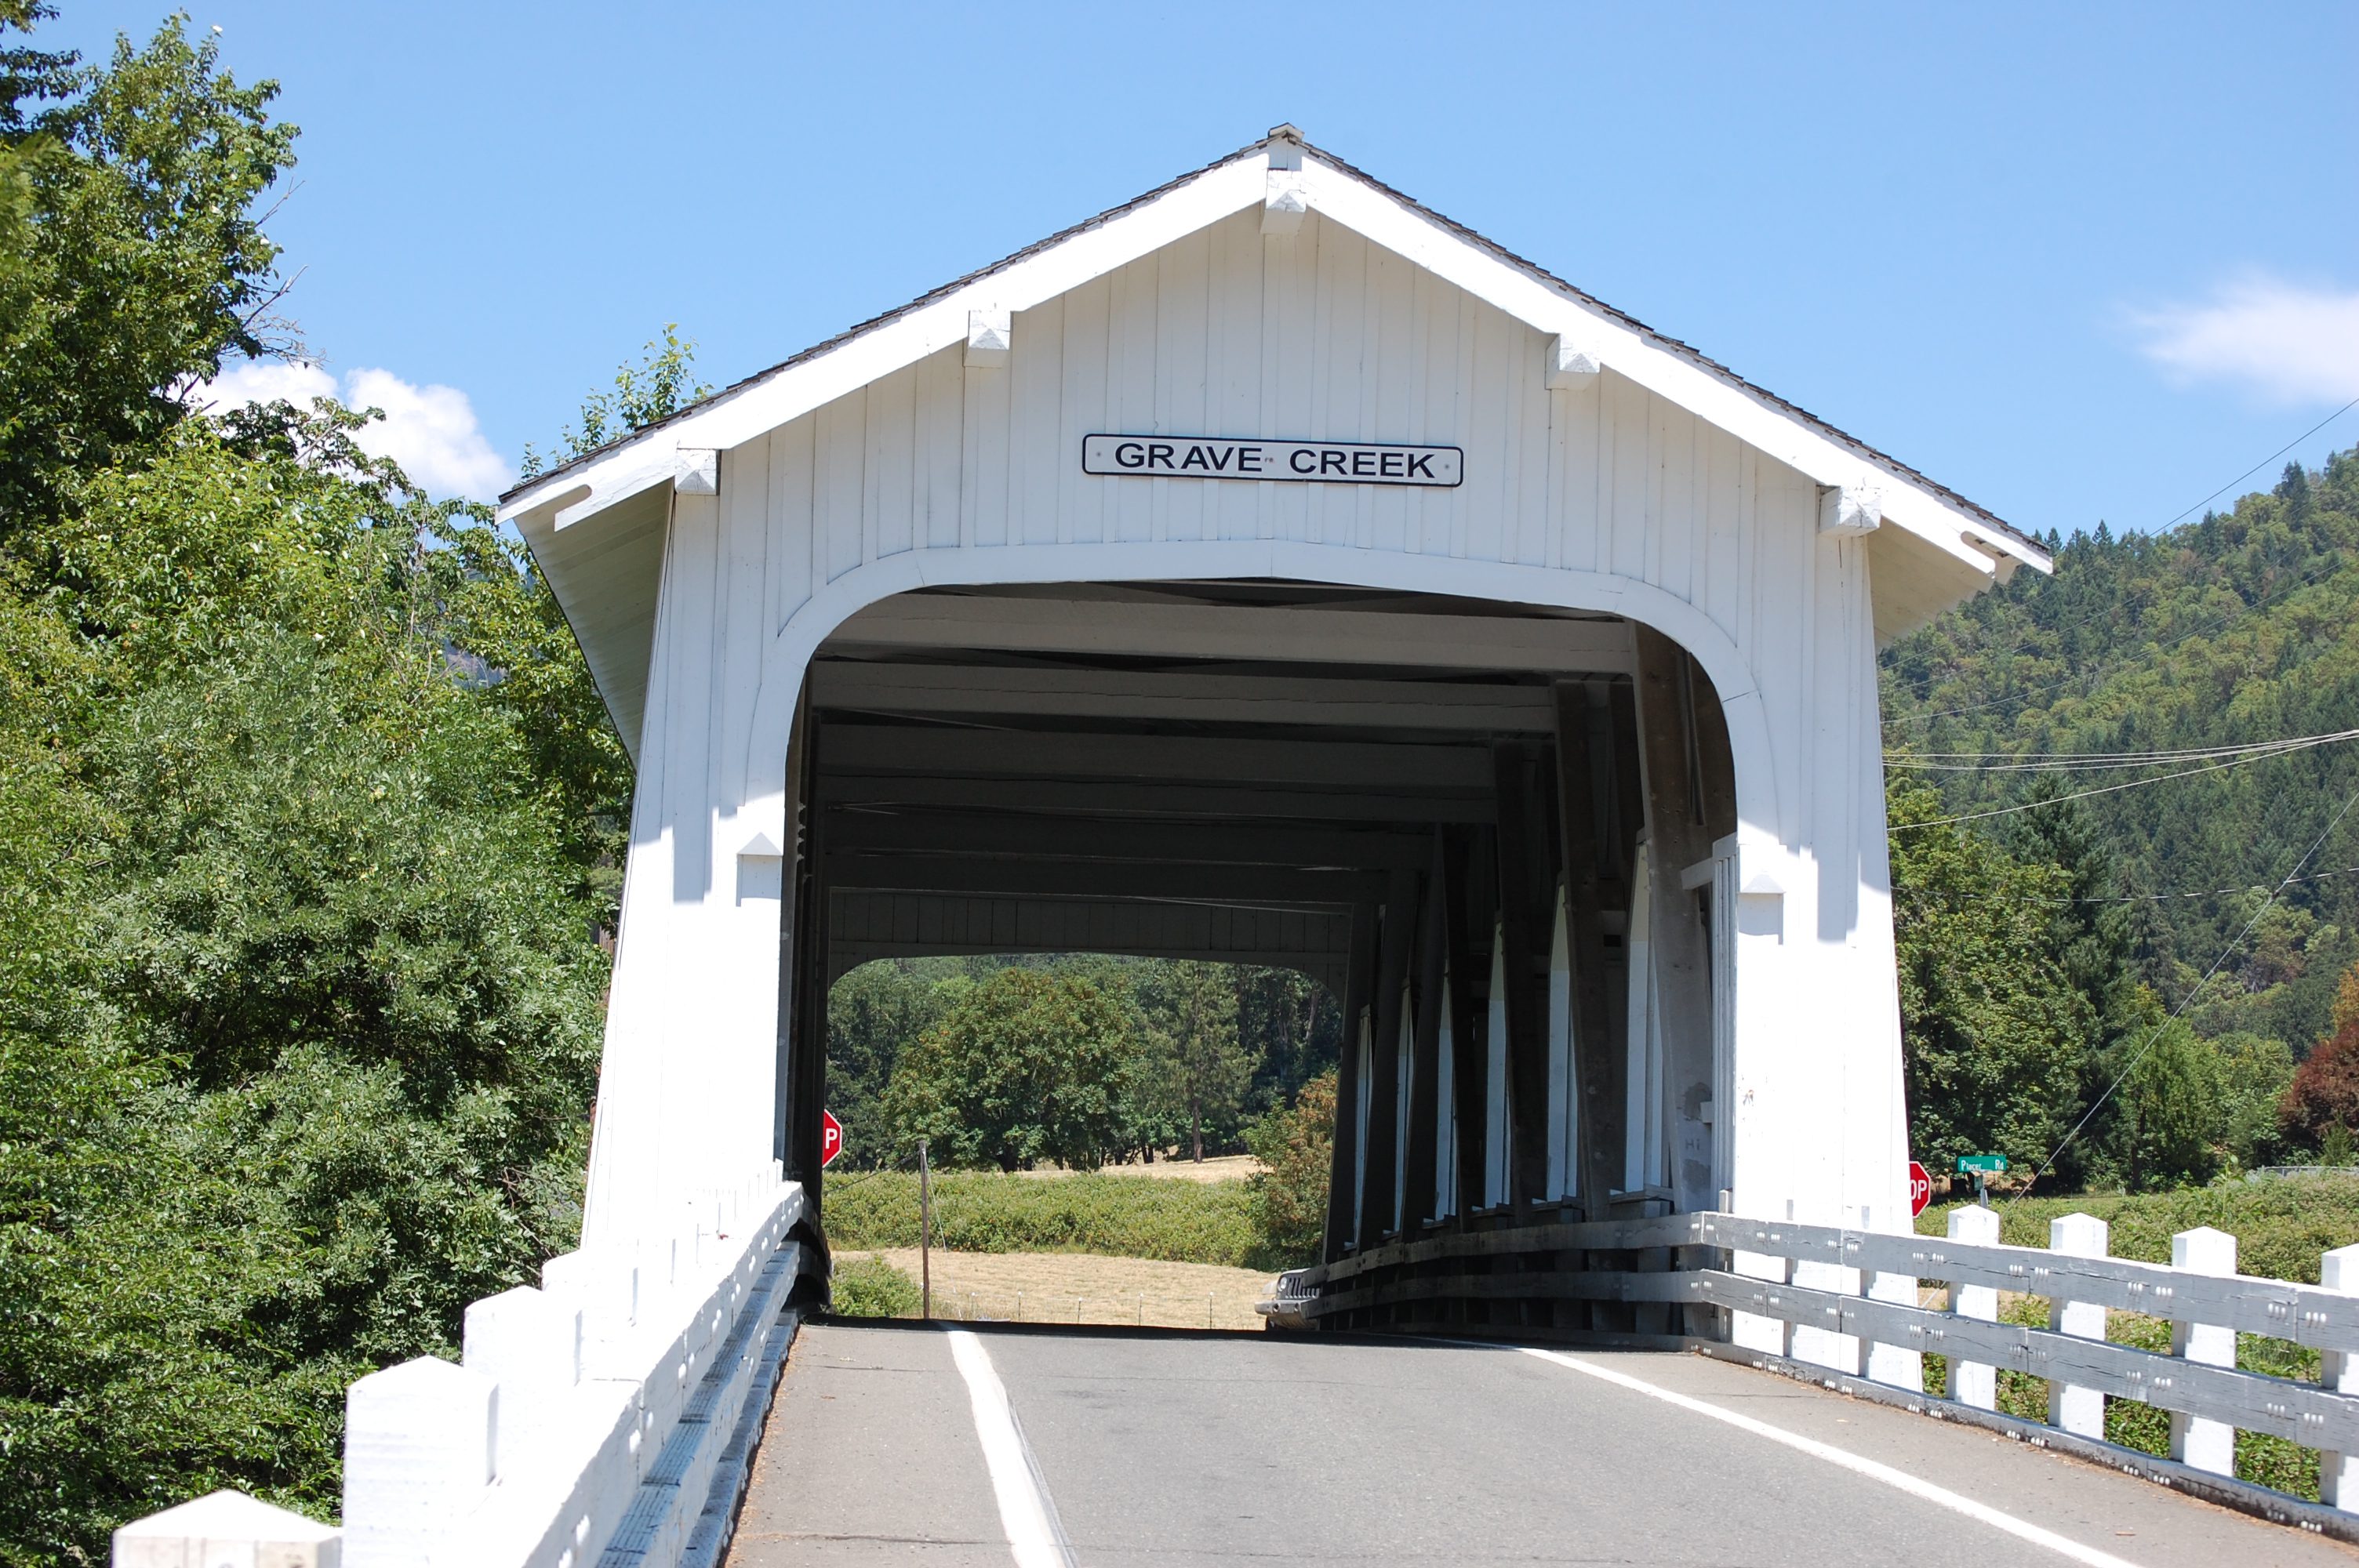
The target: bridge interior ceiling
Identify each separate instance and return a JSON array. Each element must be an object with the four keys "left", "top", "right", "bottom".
[{"left": 783, "top": 579, "right": 1737, "bottom": 1252}]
